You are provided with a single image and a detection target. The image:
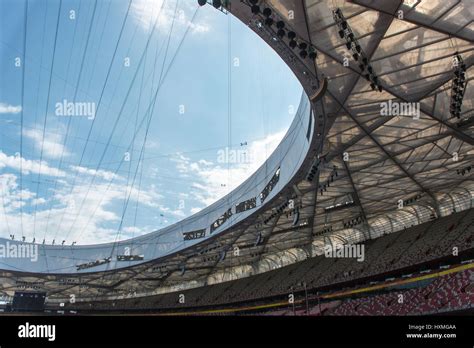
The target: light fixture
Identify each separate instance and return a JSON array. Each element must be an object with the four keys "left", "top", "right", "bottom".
[
  {"left": 451, "top": 53, "right": 467, "bottom": 119},
  {"left": 251, "top": 5, "right": 260, "bottom": 14},
  {"left": 299, "top": 42, "right": 307, "bottom": 50}
]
